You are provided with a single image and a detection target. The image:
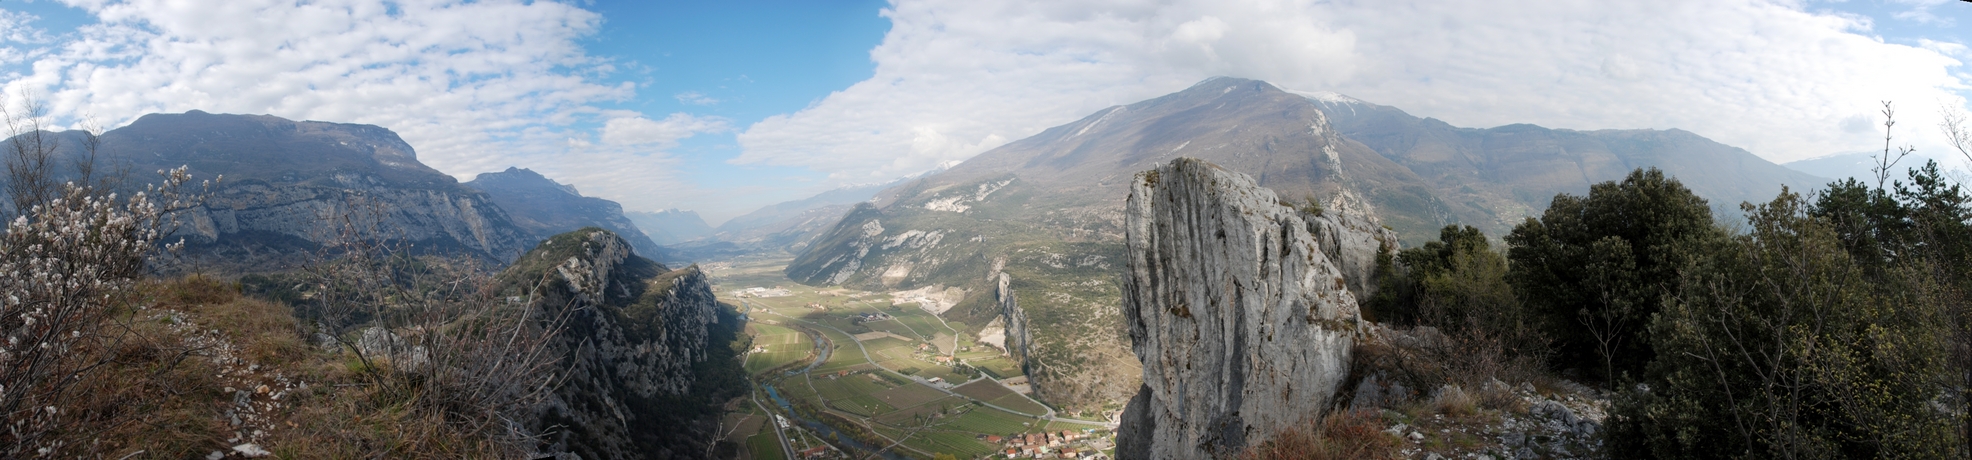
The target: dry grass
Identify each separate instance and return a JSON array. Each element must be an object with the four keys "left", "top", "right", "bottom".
[
  {"left": 1240, "top": 410, "right": 1402, "bottom": 460},
  {"left": 159, "top": 276, "right": 312, "bottom": 365},
  {"left": 1428, "top": 385, "right": 1479, "bottom": 417},
  {"left": 57, "top": 314, "right": 230, "bottom": 458},
  {"left": 35, "top": 276, "right": 529, "bottom": 459}
]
